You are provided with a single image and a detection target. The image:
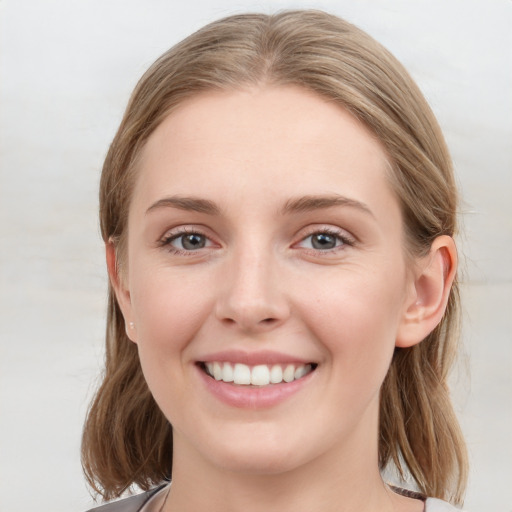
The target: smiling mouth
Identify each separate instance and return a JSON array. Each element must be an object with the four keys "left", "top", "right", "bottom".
[{"left": 198, "top": 361, "right": 317, "bottom": 386}]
